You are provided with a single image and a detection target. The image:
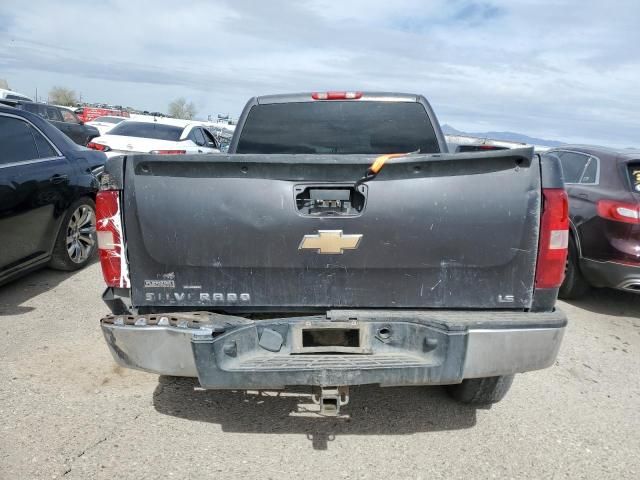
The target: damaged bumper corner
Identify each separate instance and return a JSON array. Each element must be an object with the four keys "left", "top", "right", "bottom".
[{"left": 100, "top": 309, "right": 567, "bottom": 388}]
